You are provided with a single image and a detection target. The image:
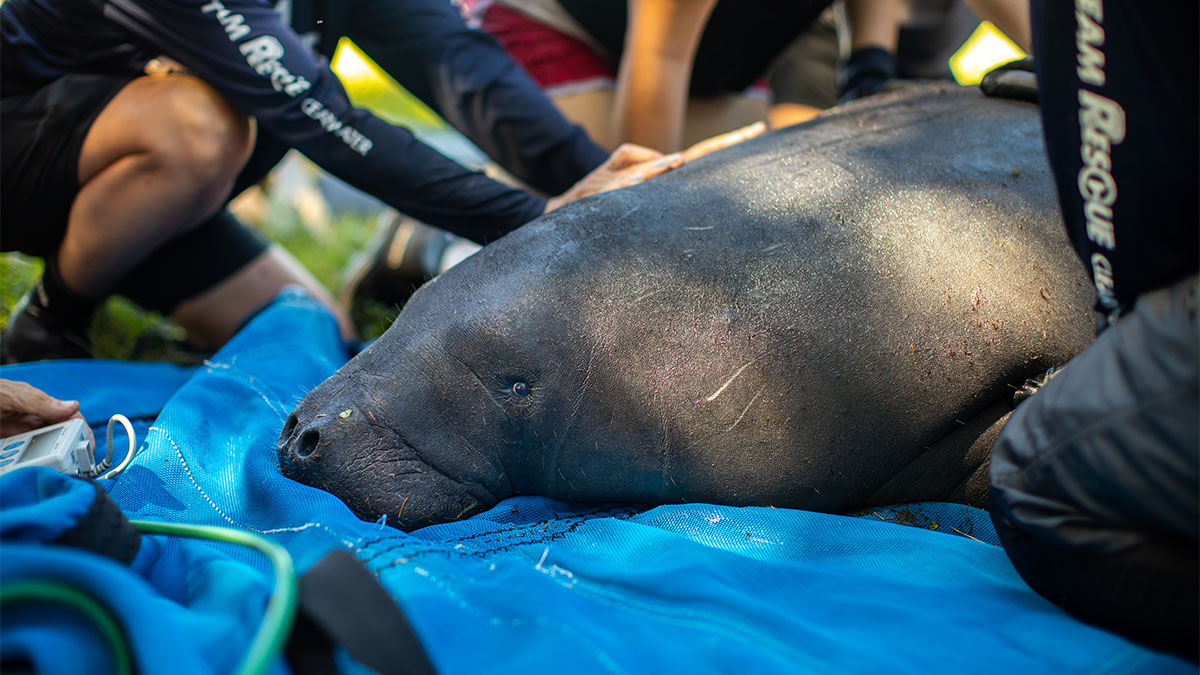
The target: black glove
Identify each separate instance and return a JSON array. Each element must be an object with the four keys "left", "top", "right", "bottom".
[
  {"left": 979, "top": 57, "right": 1038, "bottom": 103},
  {"left": 837, "top": 46, "right": 896, "bottom": 103}
]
